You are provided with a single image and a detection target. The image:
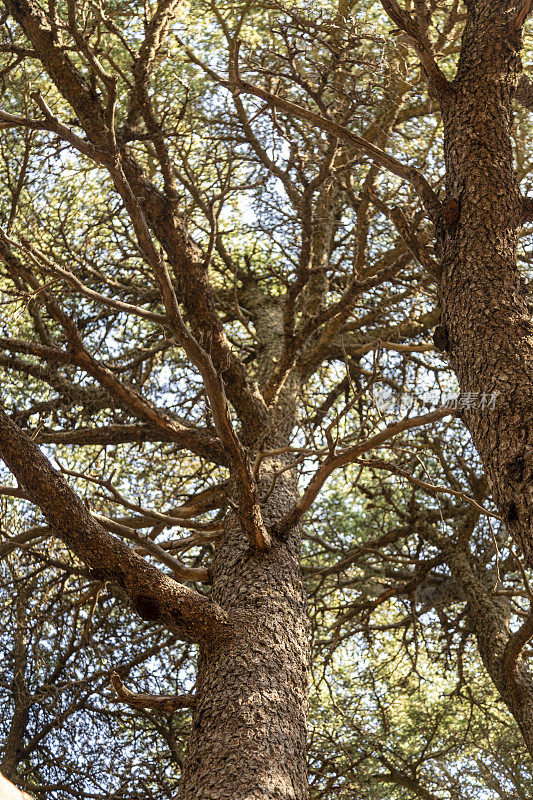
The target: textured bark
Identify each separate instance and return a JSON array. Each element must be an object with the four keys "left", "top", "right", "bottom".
[
  {"left": 444, "top": 544, "right": 533, "bottom": 757},
  {"left": 1, "top": 587, "right": 30, "bottom": 780},
  {"left": 438, "top": 0, "right": 533, "bottom": 562},
  {"left": 177, "top": 467, "right": 309, "bottom": 800}
]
